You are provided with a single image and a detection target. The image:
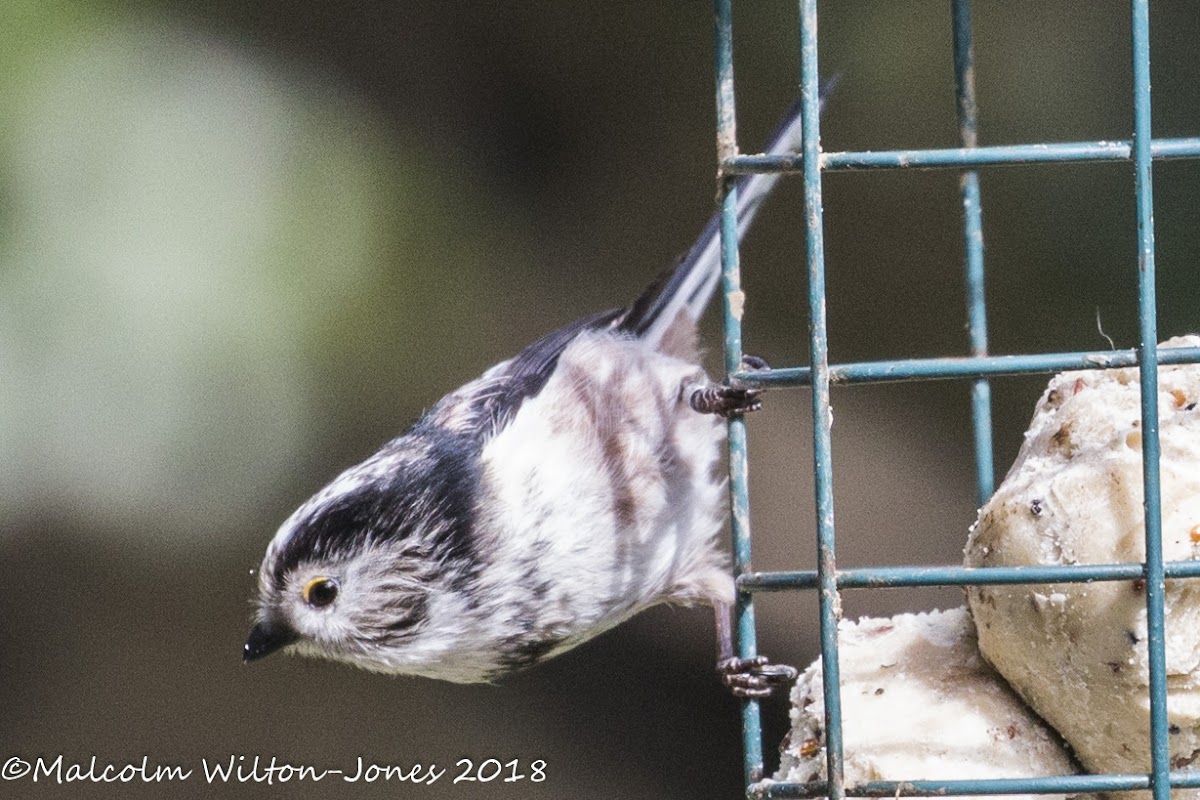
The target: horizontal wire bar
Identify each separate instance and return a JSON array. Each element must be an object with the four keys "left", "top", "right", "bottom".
[
  {"left": 731, "top": 346, "right": 1200, "bottom": 388},
  {"left": 738, "top": 560, "right": 1200, "bottom": 592},
  {"left": 724, "top": 136, "right": 1200, "bottom": 174},
  {"left": 751, "top": 770, "right": 1200, "bottom": 799}
]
